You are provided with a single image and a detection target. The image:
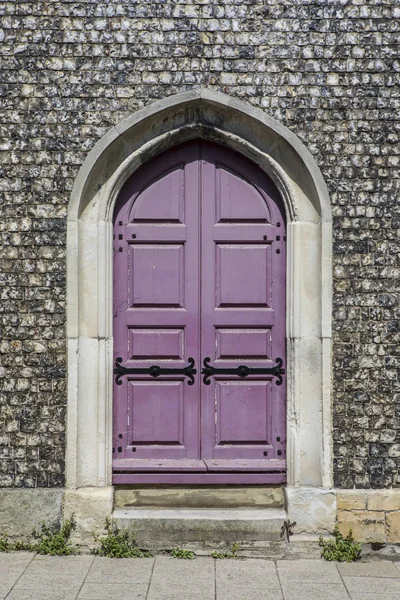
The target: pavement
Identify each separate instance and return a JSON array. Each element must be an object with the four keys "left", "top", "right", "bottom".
[{"left": 1, "top": 553, "right": 400, "bottom": 600}]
